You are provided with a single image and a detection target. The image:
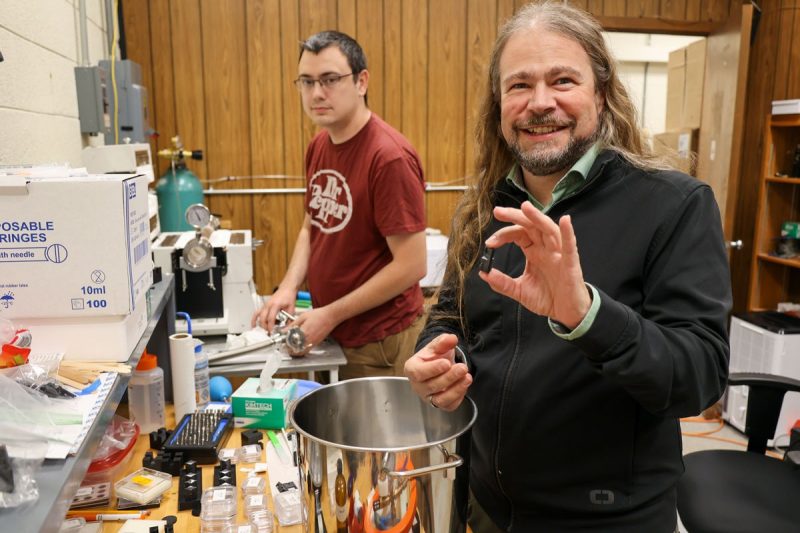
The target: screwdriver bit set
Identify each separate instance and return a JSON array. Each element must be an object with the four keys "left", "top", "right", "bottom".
[{"left": 164, "top": 411, "right": 233, "bottom": 463}]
